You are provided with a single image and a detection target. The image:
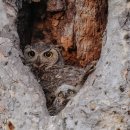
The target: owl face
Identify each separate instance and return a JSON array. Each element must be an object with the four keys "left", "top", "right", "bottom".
[
  {"left": 53, "top": 84, "right": 78, "bottom": 108},
  {"left": 24, "top": 42, "right": 64, "bottom": 69}
]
